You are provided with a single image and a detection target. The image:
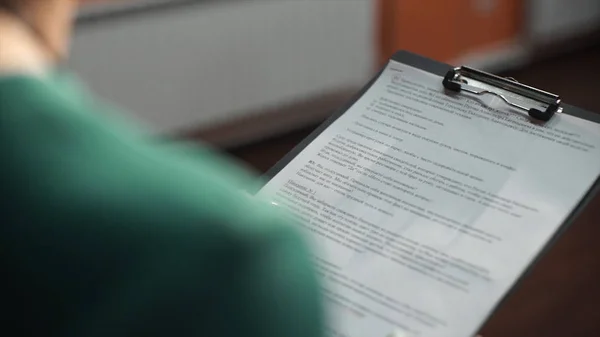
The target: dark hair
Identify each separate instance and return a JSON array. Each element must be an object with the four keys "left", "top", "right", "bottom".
[
  {"left": 0, "top": 1, "right": 30, "bottom": 31},
  {"left": 0, "top": 1, "right": 20, "bottom": 13}
]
